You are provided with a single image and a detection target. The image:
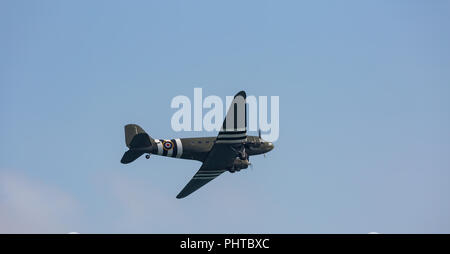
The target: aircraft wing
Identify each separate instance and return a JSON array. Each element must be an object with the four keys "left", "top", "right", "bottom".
[
  {"left": 176, "top": 91, "right": 247, "bottom": 199},
  {"left": 176, "top": 165, "right": 227, "bottom": 199}
]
